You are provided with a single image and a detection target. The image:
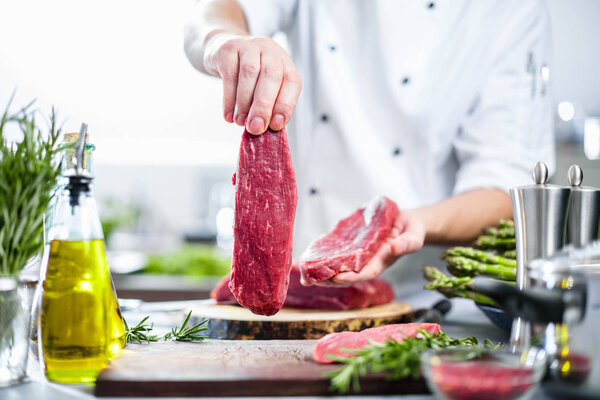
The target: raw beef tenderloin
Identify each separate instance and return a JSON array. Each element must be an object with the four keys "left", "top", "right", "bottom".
[
  {"left": 313, "top": 323, "right": 442, "bottom": 364},
  {"left": 299, "top": 196, "right": 399, "bottom": 285},
  {"left": 229, "top": 128, "right": 297, "bottom": 316},
  {"left": 212, "top": 263, "right": 395, "bottom": 310}
]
